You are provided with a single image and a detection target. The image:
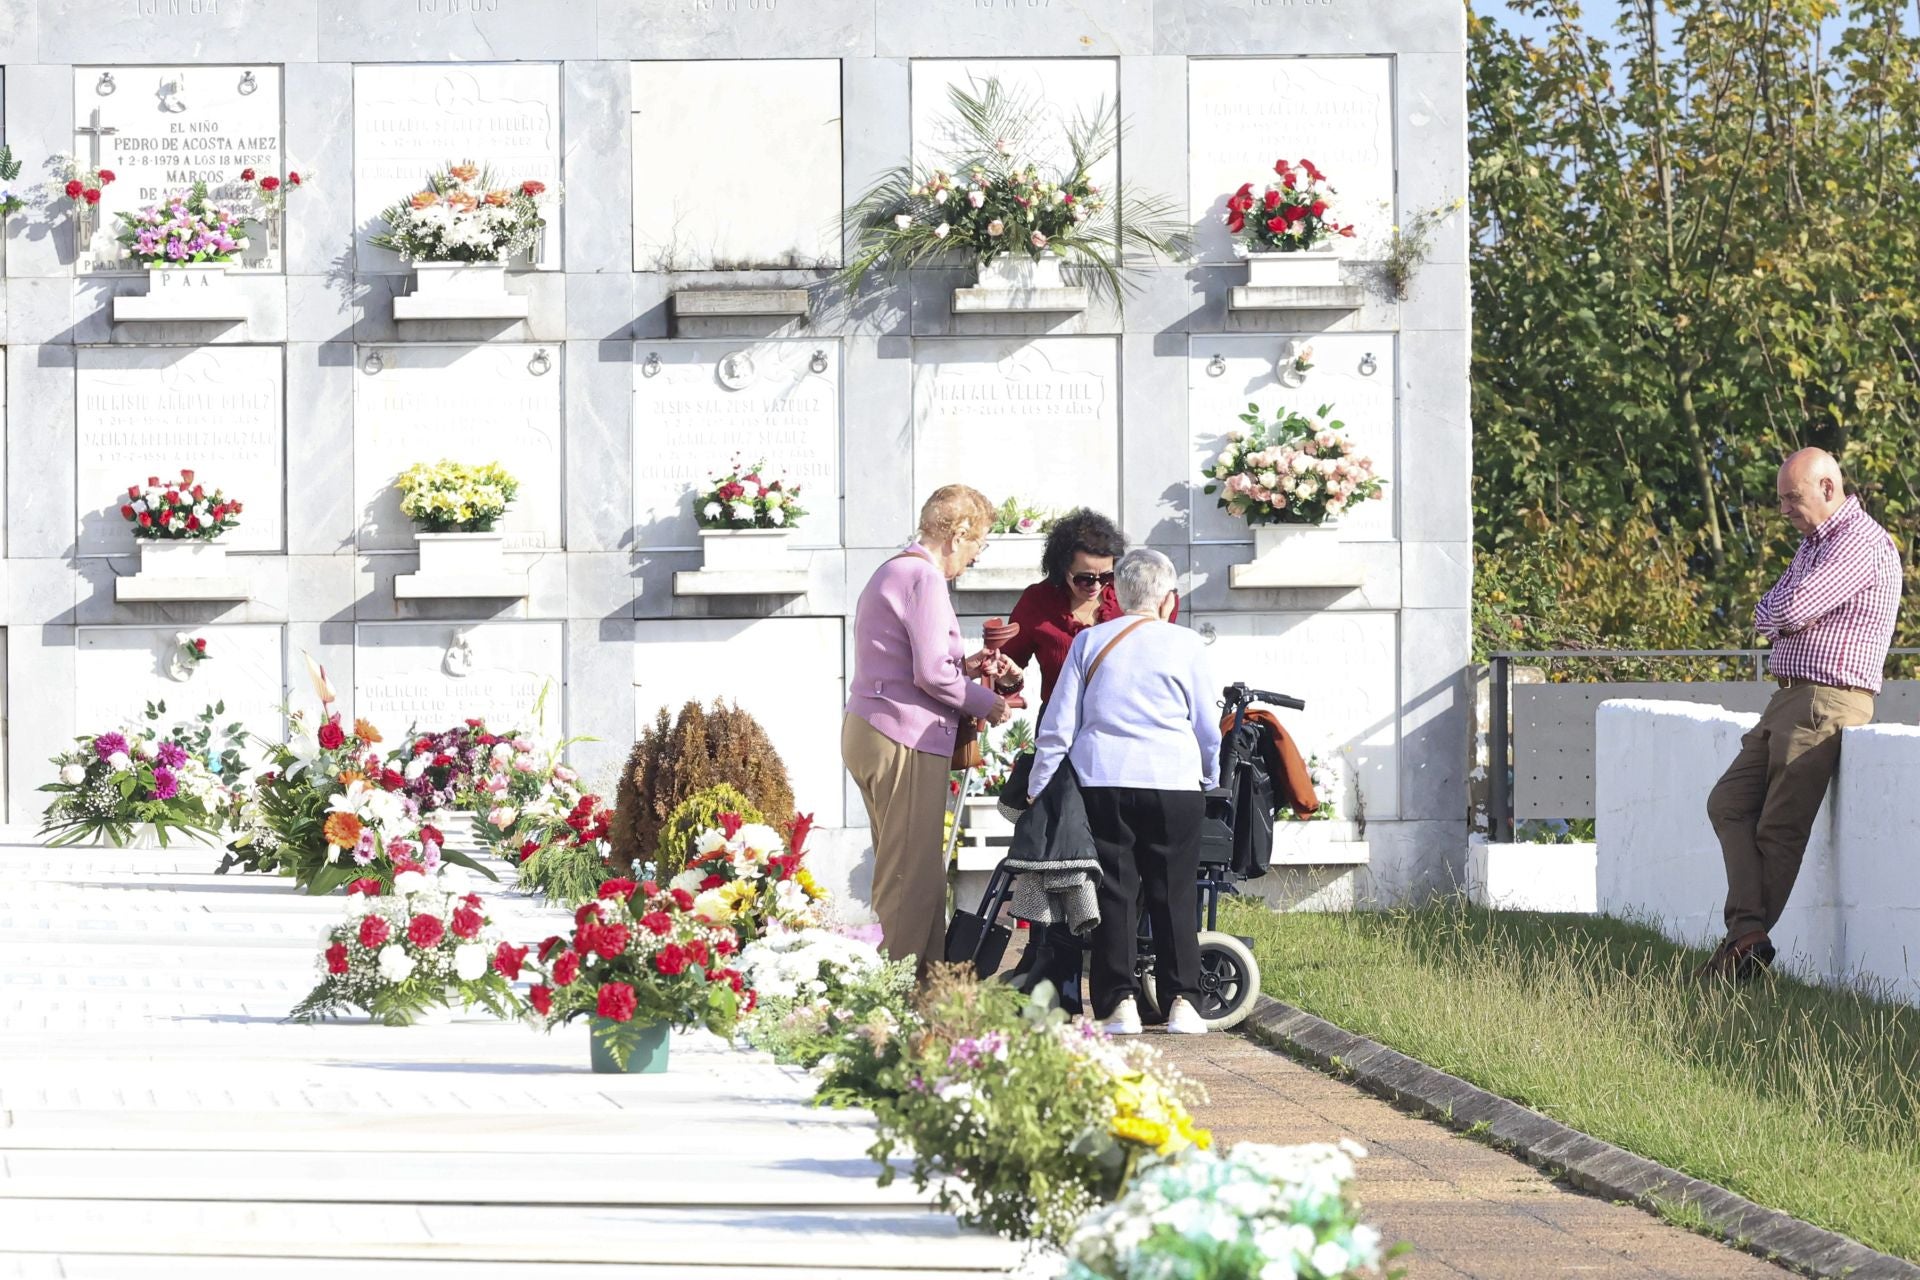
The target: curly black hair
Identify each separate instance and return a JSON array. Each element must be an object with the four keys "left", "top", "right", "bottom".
[{"left": 1041, "top": 508, "right": 1128, "bottom": 585}]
